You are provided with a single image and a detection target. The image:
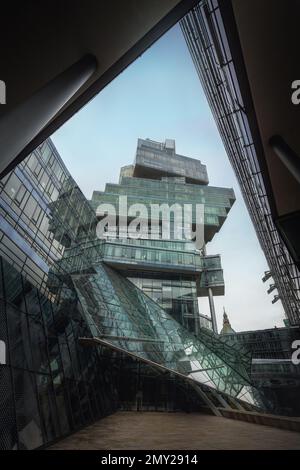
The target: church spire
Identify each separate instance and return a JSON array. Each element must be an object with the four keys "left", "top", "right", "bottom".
[{"left": 220, "top": 307, "right": 235, "bottom": 334}]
